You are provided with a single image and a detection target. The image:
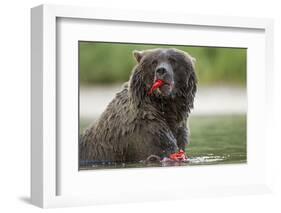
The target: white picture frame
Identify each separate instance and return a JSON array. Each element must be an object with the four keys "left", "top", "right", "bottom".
[{"left": 31, "top": 4, "right": 274, "bottom": 208}]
